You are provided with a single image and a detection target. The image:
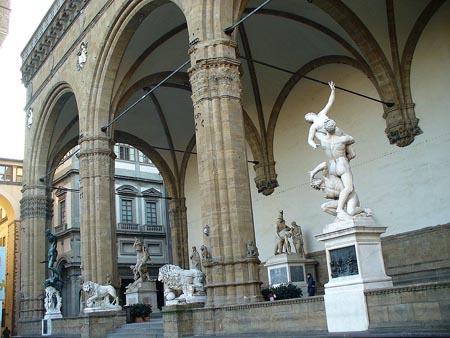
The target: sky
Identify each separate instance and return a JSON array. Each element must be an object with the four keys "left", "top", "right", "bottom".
[{"left": 0, "top": 0, "right": 55, "bottom": 160}]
